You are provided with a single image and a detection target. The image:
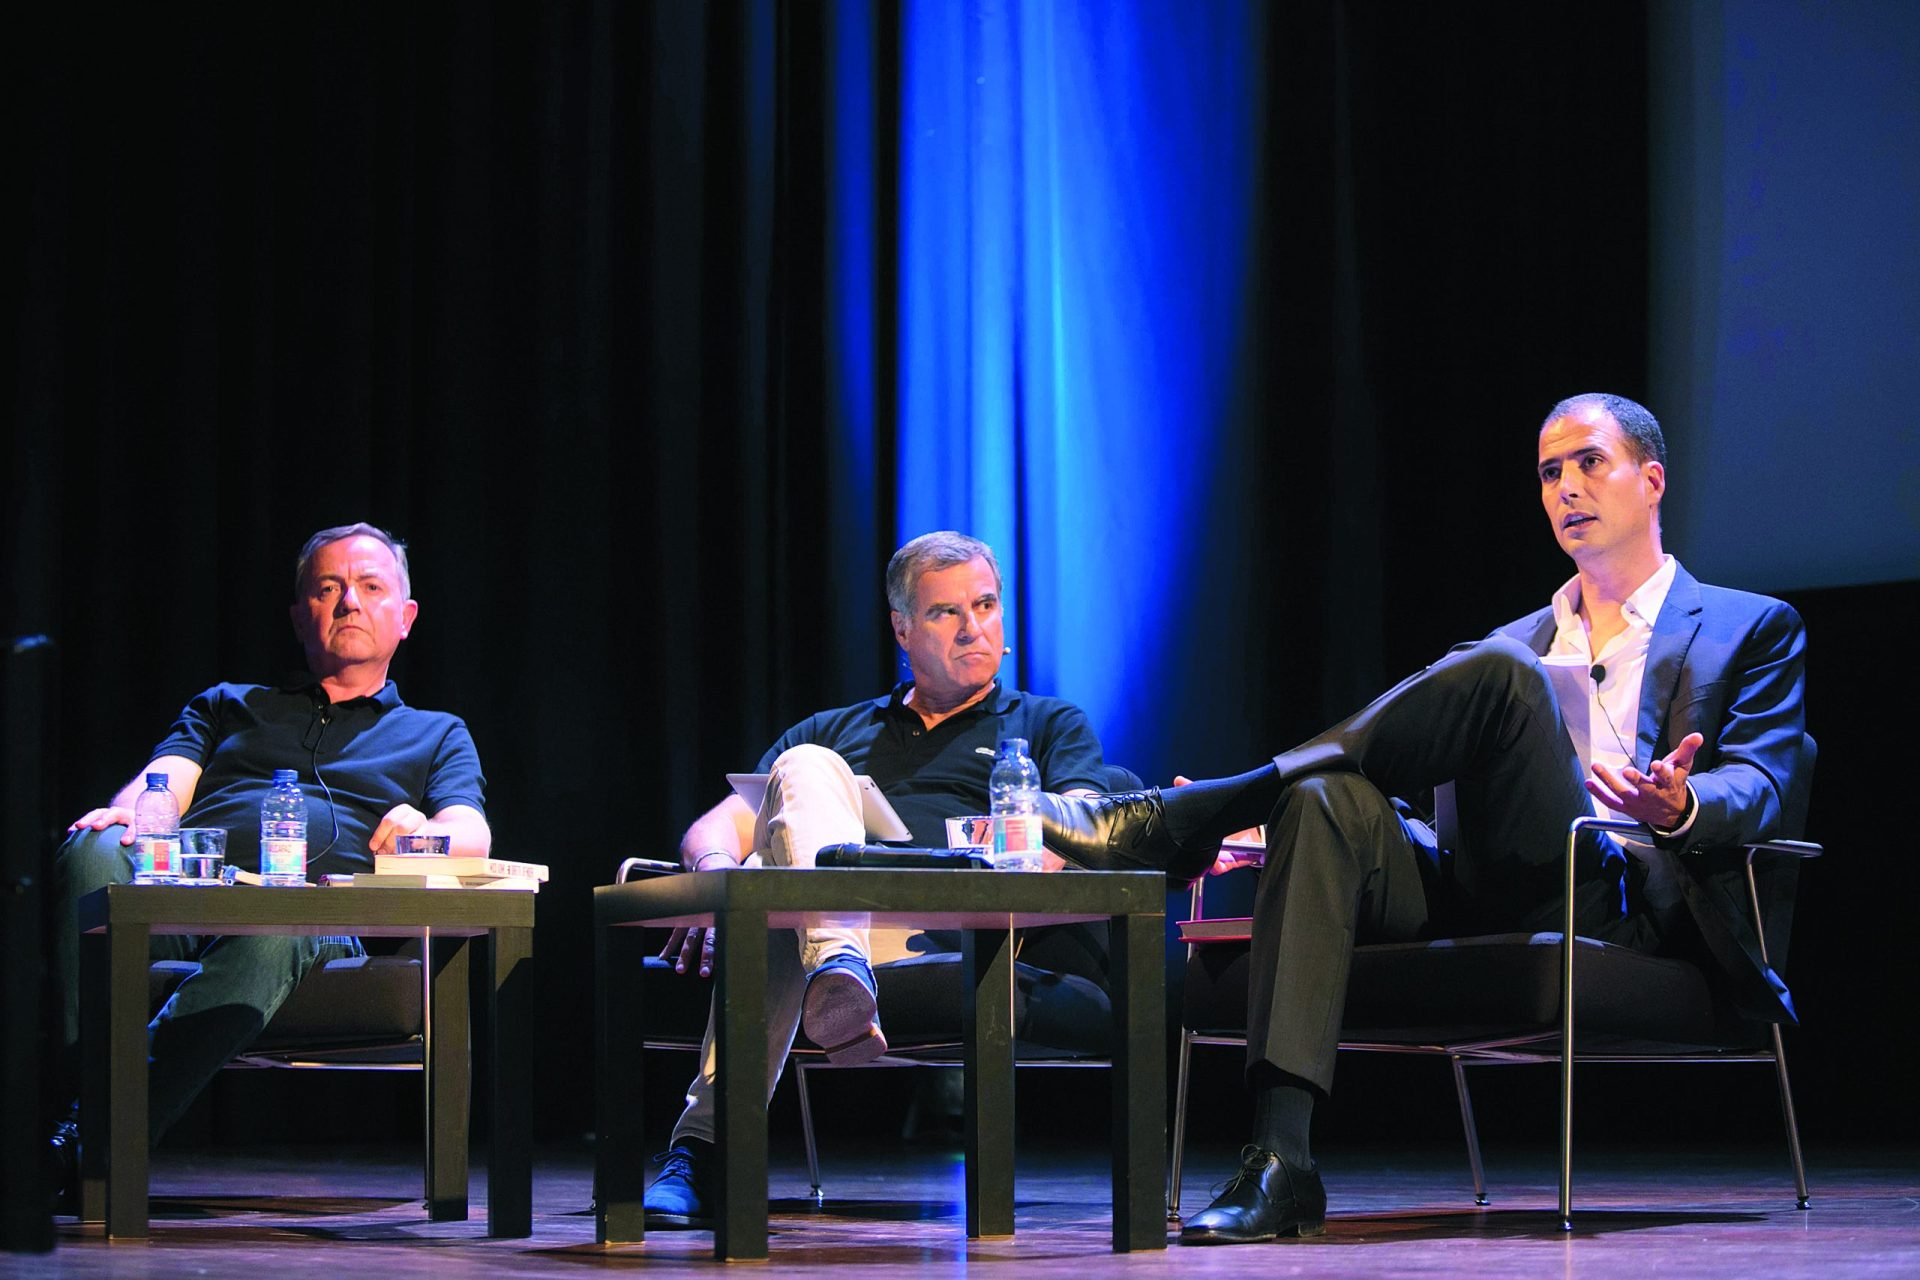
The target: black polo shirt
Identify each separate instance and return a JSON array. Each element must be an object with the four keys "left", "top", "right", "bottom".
[
  {"left": 149, "top": 678, "right": 487, "bottom": 878},
  {"left": 756, "top": 681, "right": 1107, "bottom": 846}
]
